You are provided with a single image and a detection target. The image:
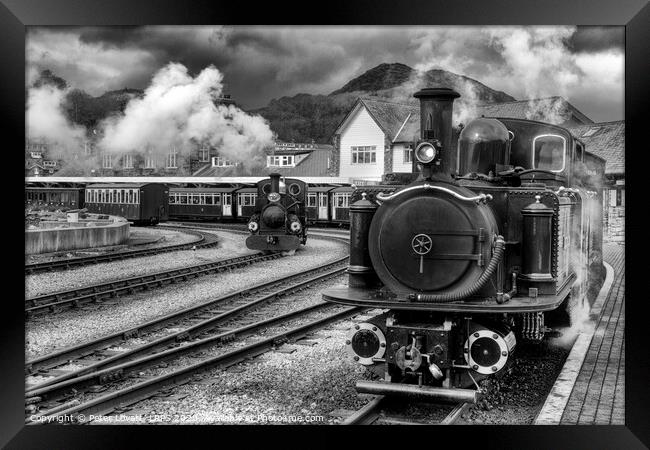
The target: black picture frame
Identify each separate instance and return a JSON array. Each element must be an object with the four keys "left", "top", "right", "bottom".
[{"left": 3, "top": 0, "right": 647, "bottom": 447}]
